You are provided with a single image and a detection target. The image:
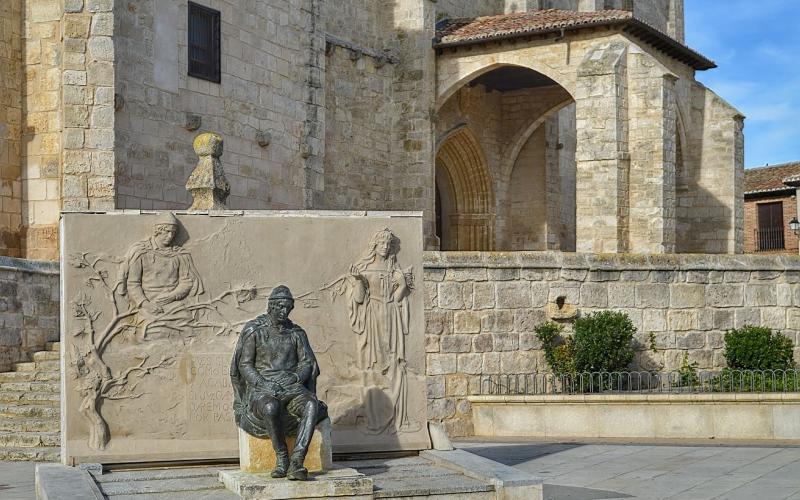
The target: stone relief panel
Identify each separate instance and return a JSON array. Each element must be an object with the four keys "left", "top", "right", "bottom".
[{"left": 61, "top": 212, "right": 427, "bottom": 465}]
